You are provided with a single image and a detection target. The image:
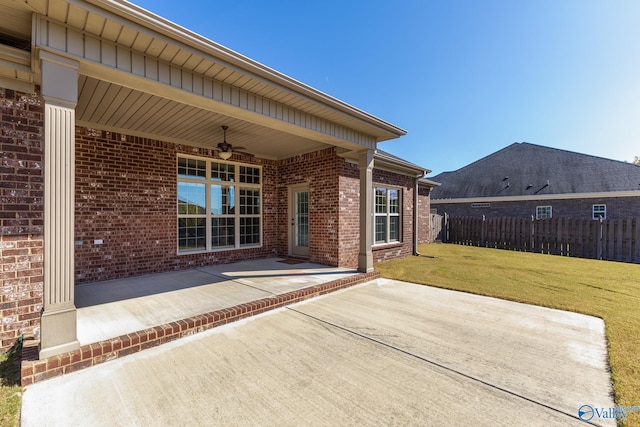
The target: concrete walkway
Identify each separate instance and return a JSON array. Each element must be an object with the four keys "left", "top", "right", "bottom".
[
  {"left": 75, "top": 258, "right": 357, "bottom": 344},
  {"left": 22, "top": 278, "right": 615, "bottom": 426}
]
